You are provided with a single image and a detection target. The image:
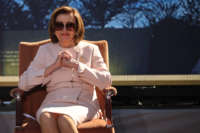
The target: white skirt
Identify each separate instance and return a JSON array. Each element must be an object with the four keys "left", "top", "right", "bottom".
[
  {"left": 36, "top": 86, "right": 100, "bottom": 126},
  {"left": 36, "top": 102, "right": 100, "bottom": 126},
  {"left": 37, "top": 91, "right": 102, "bottom": 127}
]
